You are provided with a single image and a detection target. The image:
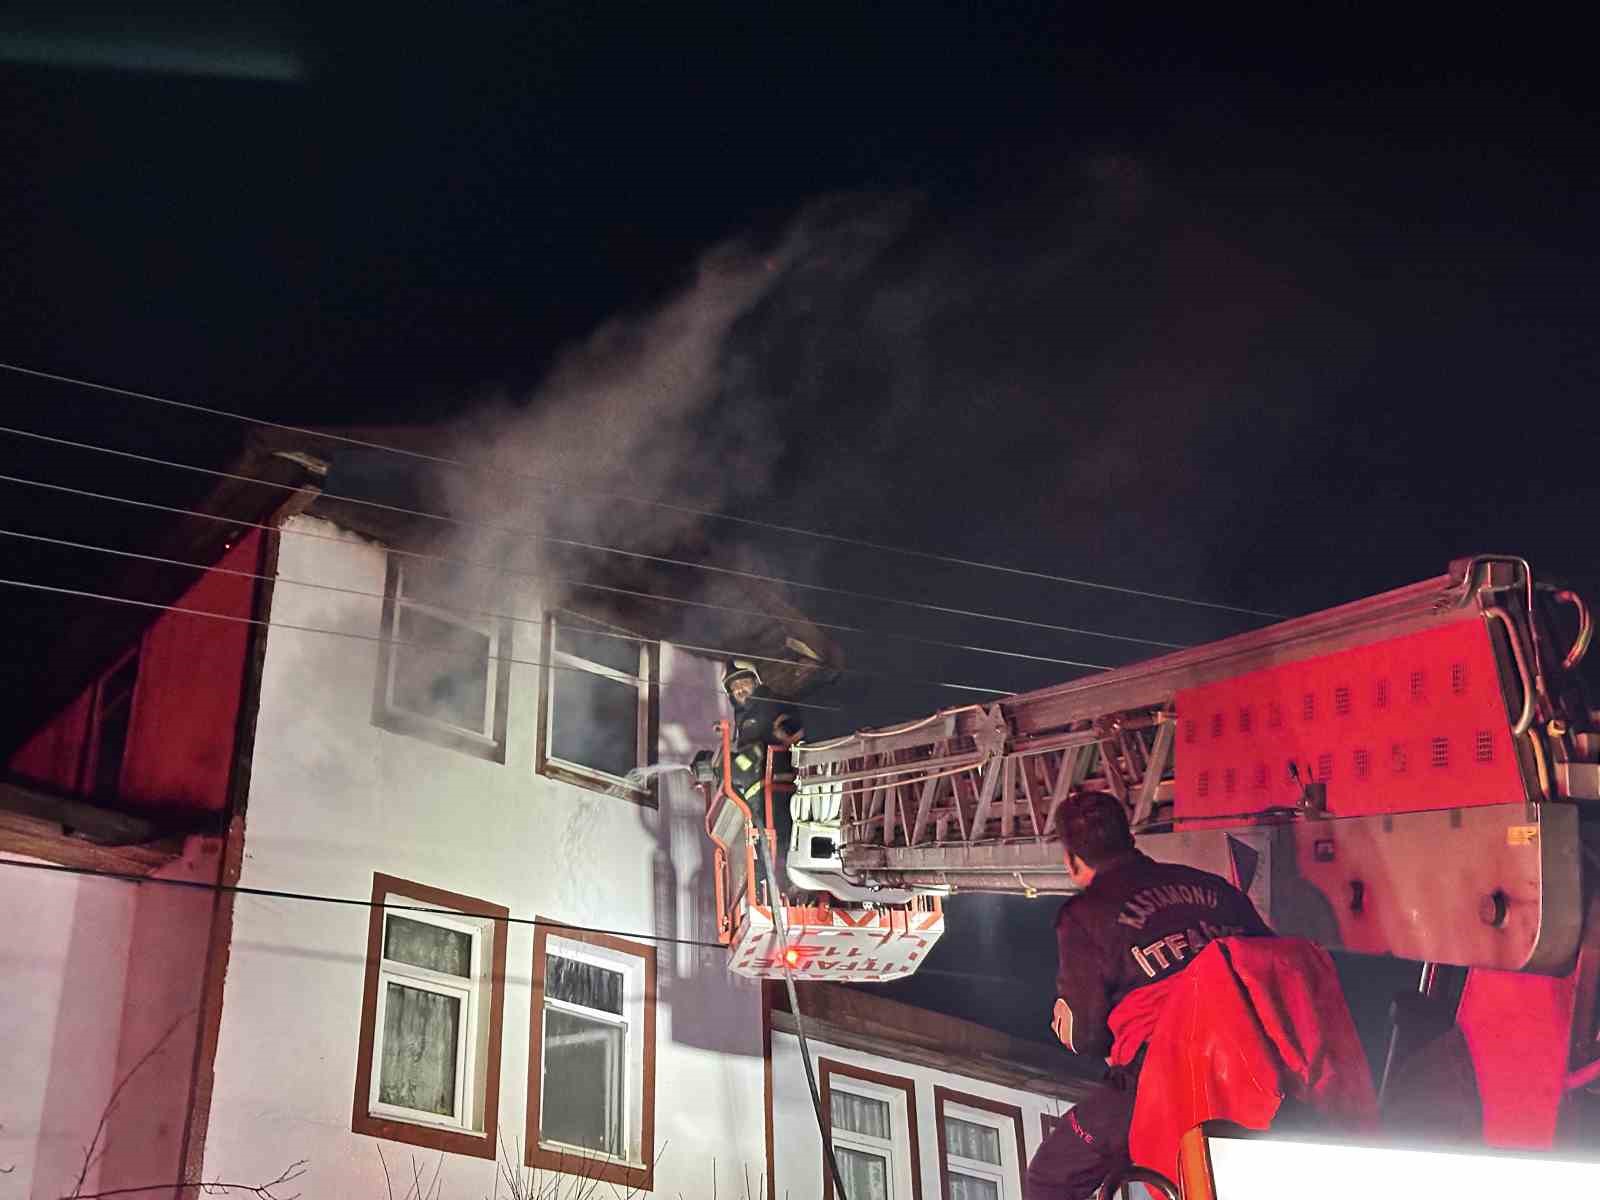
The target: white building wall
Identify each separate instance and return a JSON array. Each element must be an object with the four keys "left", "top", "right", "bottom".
[
  {"left": 772, "top": 1030, "right": 1075, "bottom": 1200},
  {"left": 0, "top": 853, "right": 137, "bottom": 1199},
  {"left": 202, "top": 515, "right": 764, "bottom": 1197}
]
